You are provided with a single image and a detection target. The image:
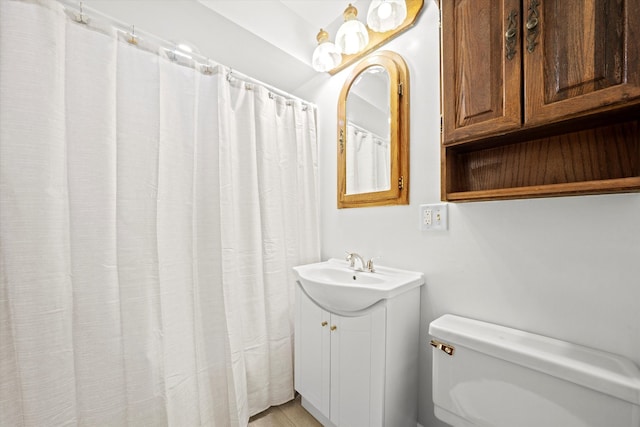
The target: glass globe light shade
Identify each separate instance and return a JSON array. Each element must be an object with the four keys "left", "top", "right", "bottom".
[
  {"left": 312, "top": 29, "right": 342, "bottom": 72},
  {"left": 367, "top": 0, "right": 408, "bottom": 32},
  {"left": 335, "top": 4, "right": 369, "bottom": 55}
]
